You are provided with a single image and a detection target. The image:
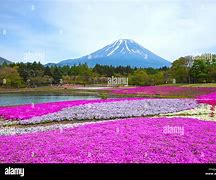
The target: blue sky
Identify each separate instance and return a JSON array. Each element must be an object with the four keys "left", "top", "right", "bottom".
[{"left": 0, "top": 0, "right": 216, "bottom": 64}]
